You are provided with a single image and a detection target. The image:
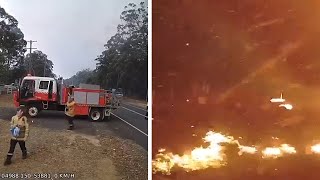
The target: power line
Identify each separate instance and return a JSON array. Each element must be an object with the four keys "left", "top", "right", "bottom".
[
  {"left": 26, "top": 40, "right": 37, "bottom": 54},
  {"left": 24, "top": 40, "right": 37, "bottom": 75}
]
